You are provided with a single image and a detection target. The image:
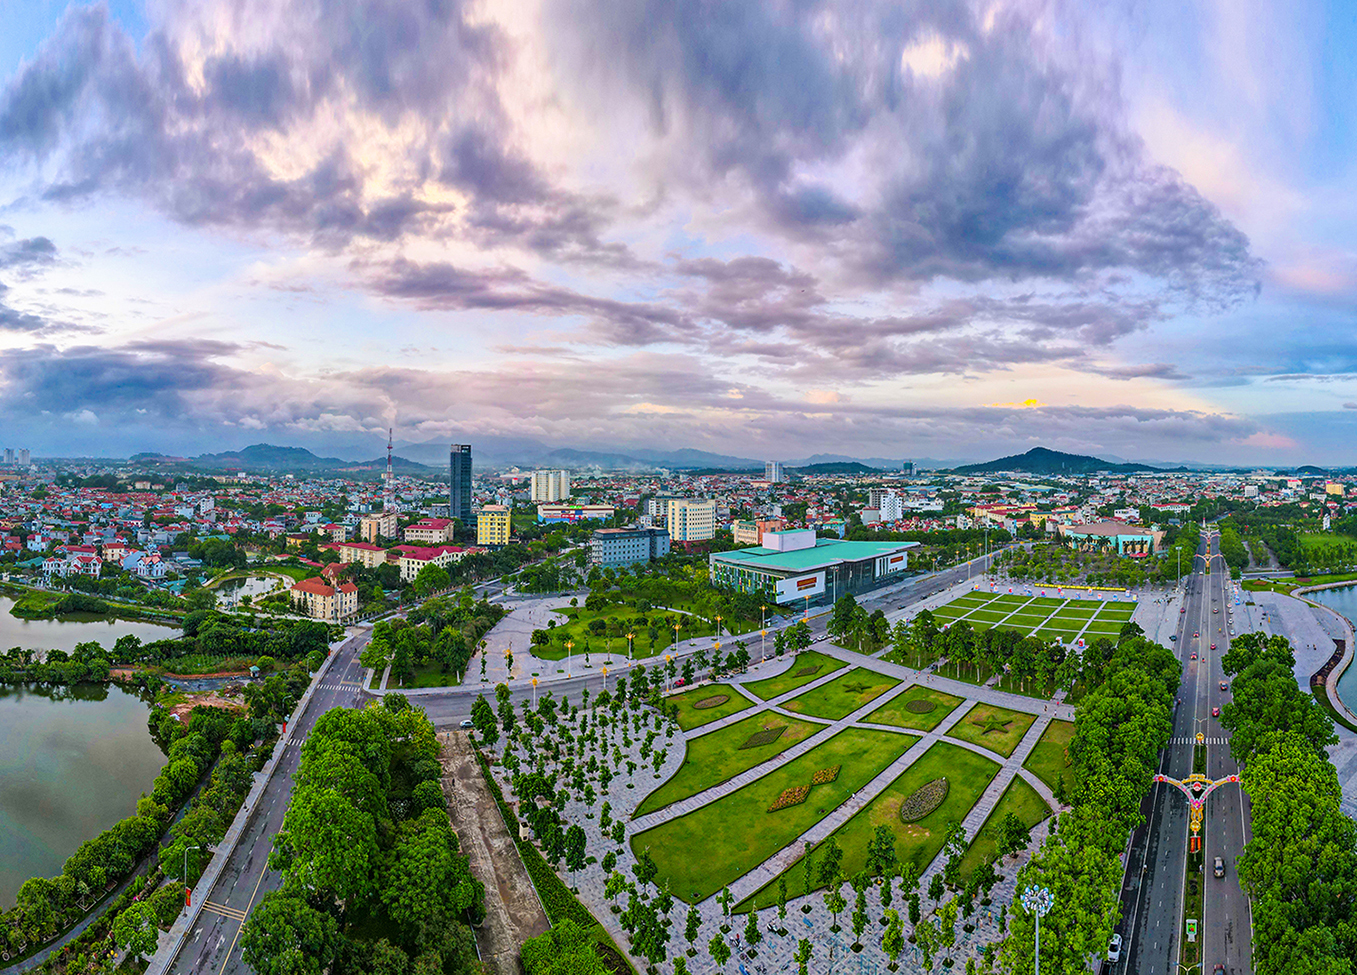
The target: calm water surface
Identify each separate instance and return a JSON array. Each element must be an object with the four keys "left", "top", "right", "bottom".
[
  {"left": 0, "top": 682, "right": 165, "bottom": 908},
  {"left": 1306, "top": 585, "right": 1357, "bottom": 714},
  {"left": 0, "top": 595, "right": 179, "bottom": 654}
]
